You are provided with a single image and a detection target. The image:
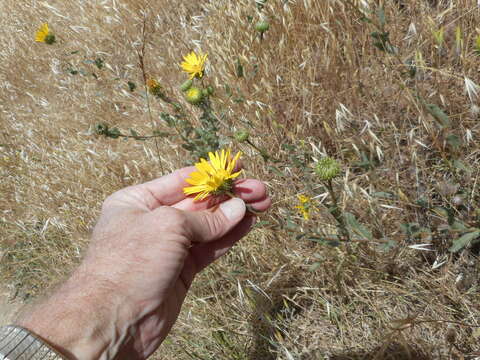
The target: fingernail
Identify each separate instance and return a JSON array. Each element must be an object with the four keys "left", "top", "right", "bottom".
[{"left": 220, "top": 198, "right": 246, "bottom": 221}]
